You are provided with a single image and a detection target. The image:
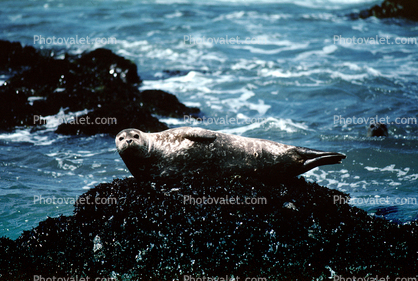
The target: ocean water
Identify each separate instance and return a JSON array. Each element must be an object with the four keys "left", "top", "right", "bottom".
[{"left": 1, "top": 0, "right": 417, "bottom": 240}]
